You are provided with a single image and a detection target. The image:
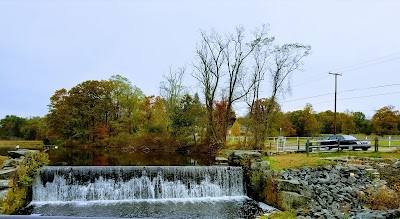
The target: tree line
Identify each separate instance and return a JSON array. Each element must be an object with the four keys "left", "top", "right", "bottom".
[
  {"left": 1, "top": 25, "right": 398, "bottom": 151},
  {"left": 1, "top": 100, "right": 399, "bottom": 148},
  {"left": 234, "top": 103, "right": 400, "bottom": 139}
]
